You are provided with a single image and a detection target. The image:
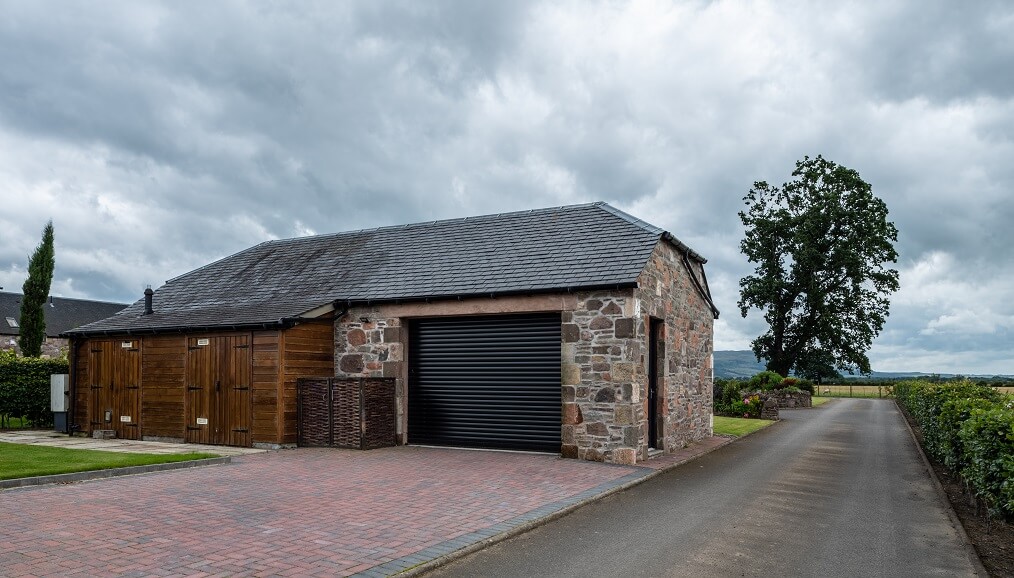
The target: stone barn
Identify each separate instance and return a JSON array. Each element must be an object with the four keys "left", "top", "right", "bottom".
[{"left": 67, "top": 202, "right": 719, "bottom": 464}]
